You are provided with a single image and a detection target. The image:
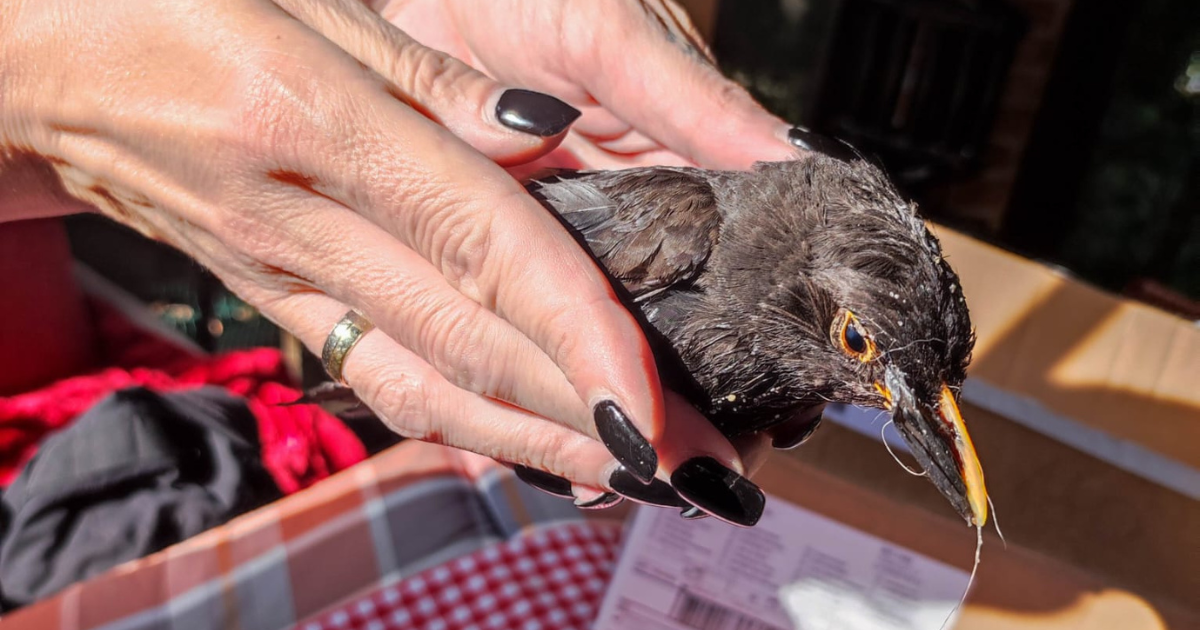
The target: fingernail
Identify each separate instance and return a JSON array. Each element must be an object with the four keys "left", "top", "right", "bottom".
[
  {"left": 594, "top": 401, "right": 658, "bottom": 483},
  {"left": 772, "top": 414, "right": 823, "bottom": 450},
  {"left": 670, "top": 457, "right": 765, "bottom": 527},
  {"left": 514, "top": 465, "right": 573, "bottom": 498},
  {"left": 575, "top": 492, "right": 623, "bottom": 510},
  {"left": 680, "top": 506, "right": 710, "bottom": 520},
  {"left": 609, "top": 466, "right": 689, "bottom": 507},
  {"left": 787, "top": 126, "right": 858, "bottom": 162},
  {"left": 496, "top": 89, "right": 581, "bottom": 137}
]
